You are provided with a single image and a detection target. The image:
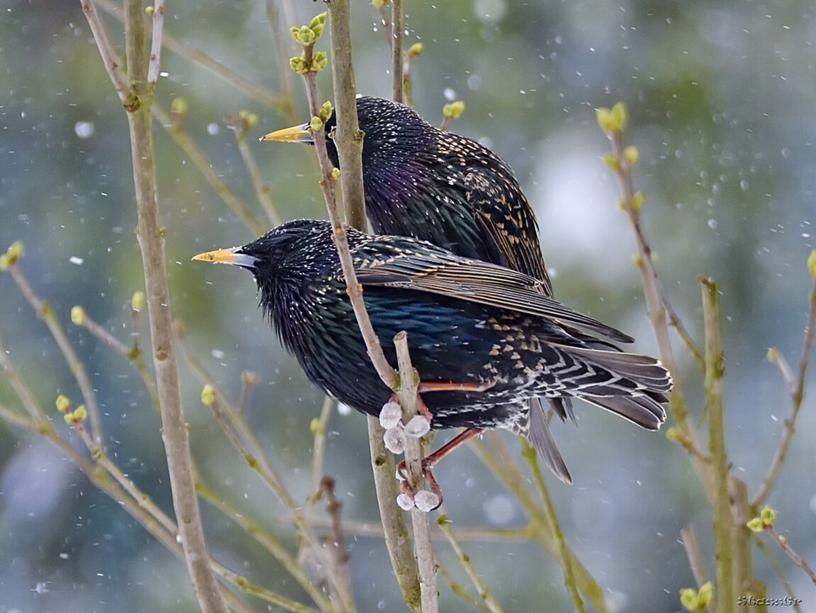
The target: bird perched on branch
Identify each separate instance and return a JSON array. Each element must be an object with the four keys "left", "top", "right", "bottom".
[
  {"left": 194, "top": 220, "right": 670, "bottom": 504},
  {"left": 262, "top": 96, "right": 586, "bottom": 478}
]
